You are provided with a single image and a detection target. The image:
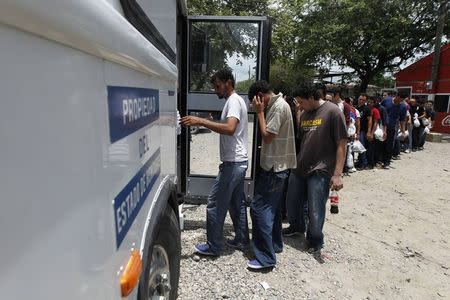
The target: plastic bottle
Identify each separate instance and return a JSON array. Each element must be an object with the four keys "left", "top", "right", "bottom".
[{"left": 329, "top": 190, "right": 339, "bottom": 214}]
